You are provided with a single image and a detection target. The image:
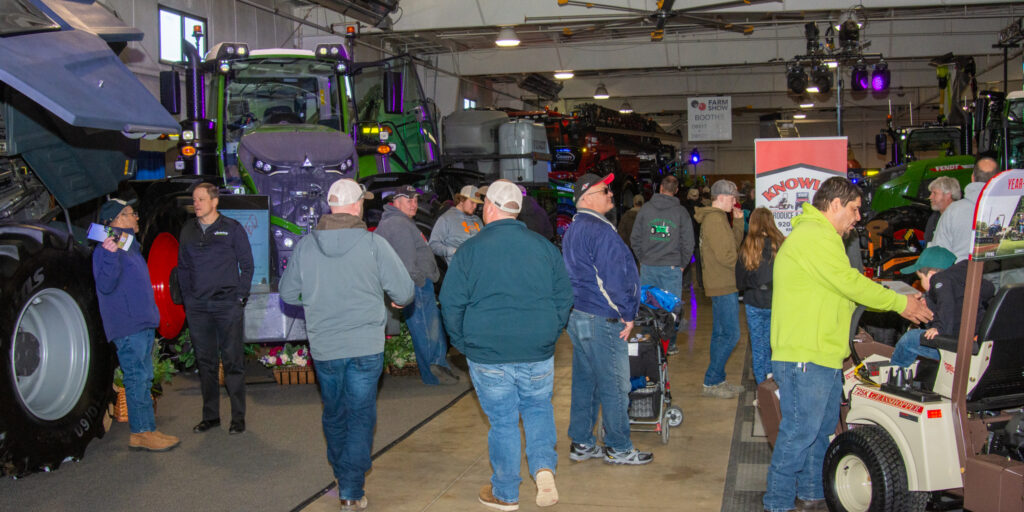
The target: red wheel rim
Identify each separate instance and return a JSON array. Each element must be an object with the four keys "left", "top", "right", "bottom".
[{"left": 148, "top": 232, "right": 186, "bottom": 339}]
